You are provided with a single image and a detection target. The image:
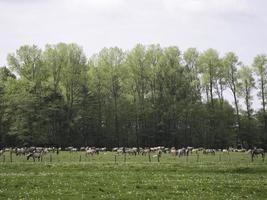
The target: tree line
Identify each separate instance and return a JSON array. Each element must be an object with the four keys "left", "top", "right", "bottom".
[{"left": 0, "top": 43, "right": 266, "bottom": 148}]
